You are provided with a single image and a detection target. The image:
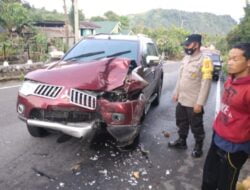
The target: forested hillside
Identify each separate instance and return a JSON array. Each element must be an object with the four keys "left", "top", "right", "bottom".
[{"left": 128, "top": 9, "right": 237, "bottom": 35}]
